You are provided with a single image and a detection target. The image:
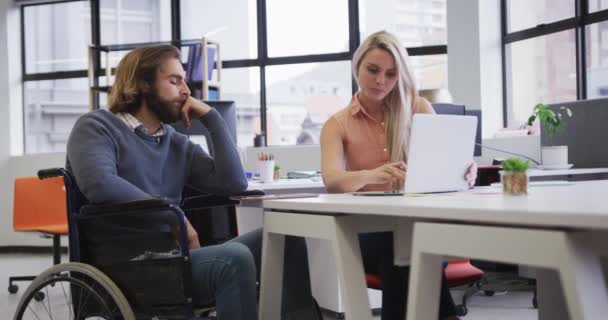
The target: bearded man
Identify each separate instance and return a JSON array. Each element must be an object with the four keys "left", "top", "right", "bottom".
[{"left": 66, "top": 45, "right": 319, "bottom": 320}]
